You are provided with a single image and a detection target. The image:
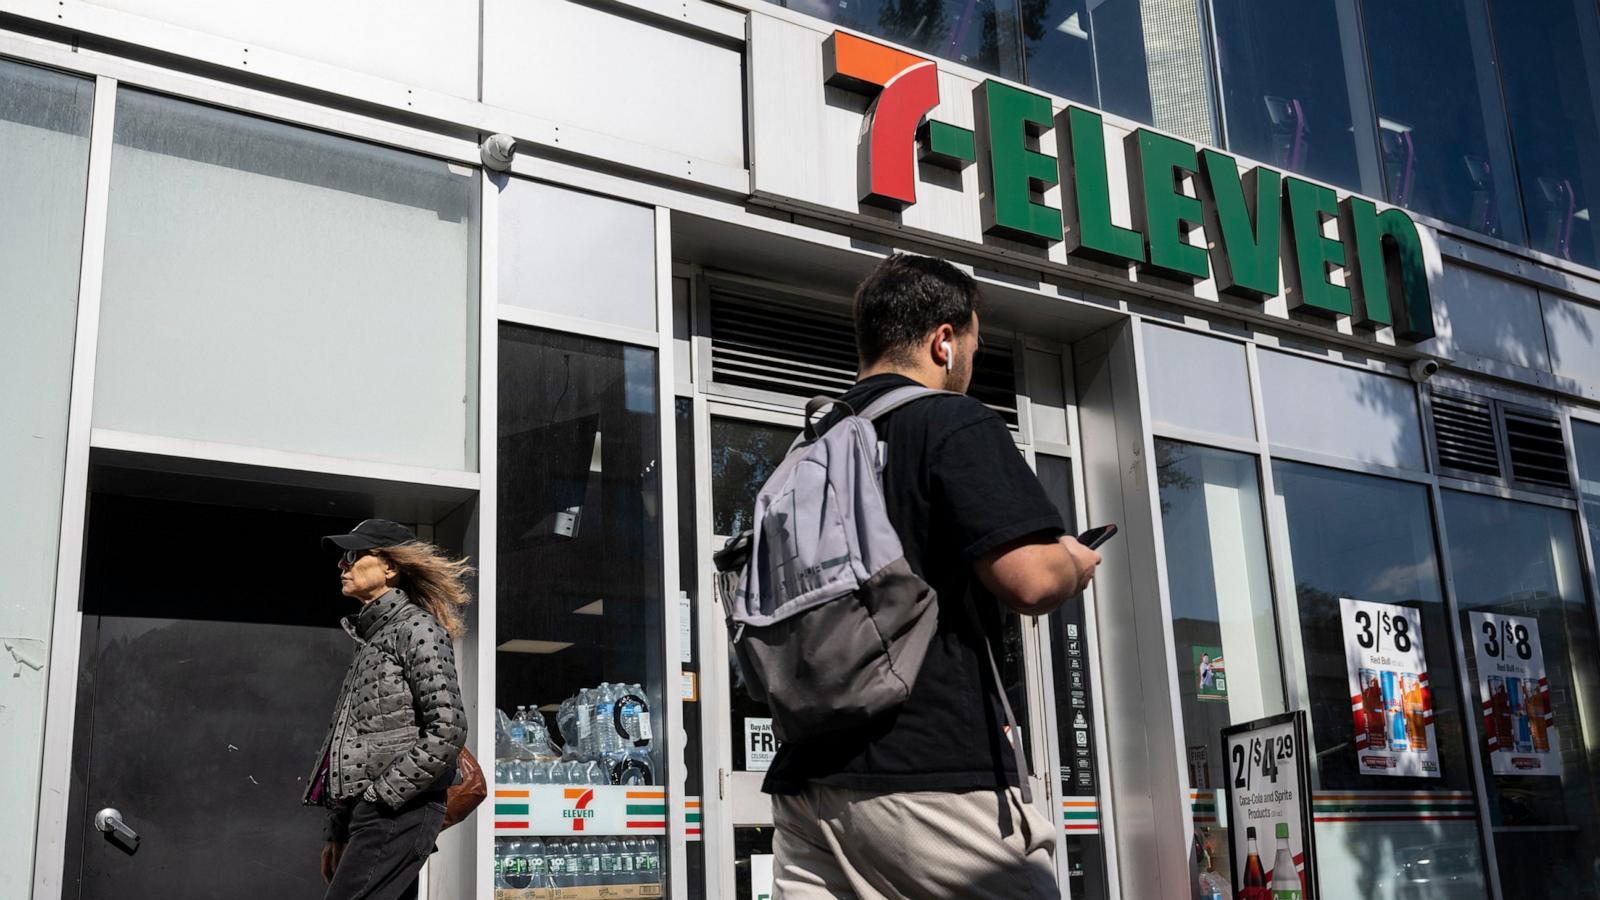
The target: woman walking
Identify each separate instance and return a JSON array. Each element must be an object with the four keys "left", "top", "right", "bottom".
[{"left": 304, "top": 519, "right": 471, "bottom": 900}]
